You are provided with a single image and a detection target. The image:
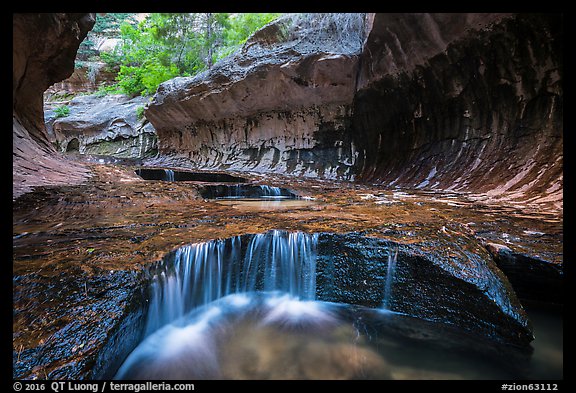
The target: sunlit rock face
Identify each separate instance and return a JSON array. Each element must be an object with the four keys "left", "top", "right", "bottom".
[
  {"left": 13, "top": 13, "right": 96, "bottom": 198},
  {"left": 353, "top": 13, "right": 563, "bottom": 209},
  {"left": 146, "top": 14, "right": 366, "bottom": 179},
  {"left": 45, "top": 62, "right": 117, "bottom": 97}
]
